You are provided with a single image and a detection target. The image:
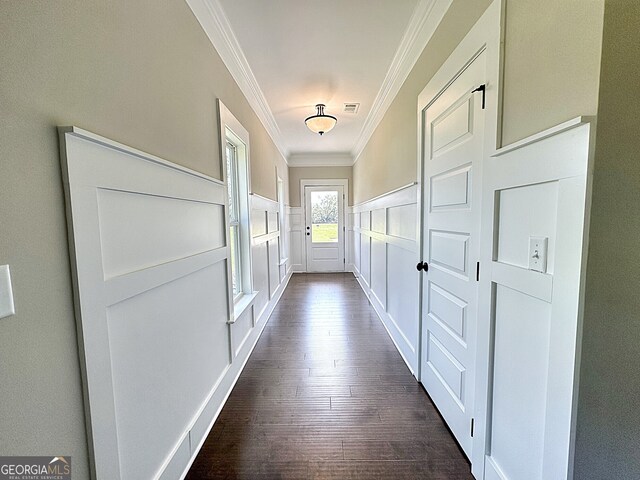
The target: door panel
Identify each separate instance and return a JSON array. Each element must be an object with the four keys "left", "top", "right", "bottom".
[
  {"left": 304, "top": 186, "right": 345, "bottom": 272},
  {"left": 431, "top": 165, "right": 471, "bottom": 210},
  {"left": 420, "top": 50, "right": 486, "bottom": 457}
]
